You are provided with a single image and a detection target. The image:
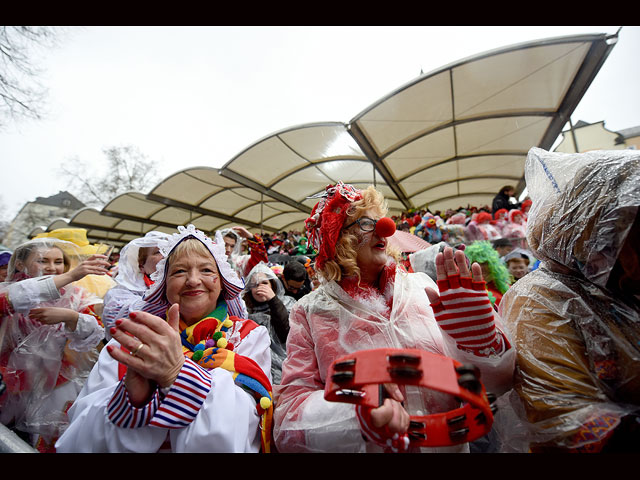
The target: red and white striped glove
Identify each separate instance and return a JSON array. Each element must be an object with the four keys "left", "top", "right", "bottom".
[
  {"left": 425, "top": 246, "right": 505, "bottom": 357},
  {"left": 430, "top": 273, "right": 503, "bottom": 356}
]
